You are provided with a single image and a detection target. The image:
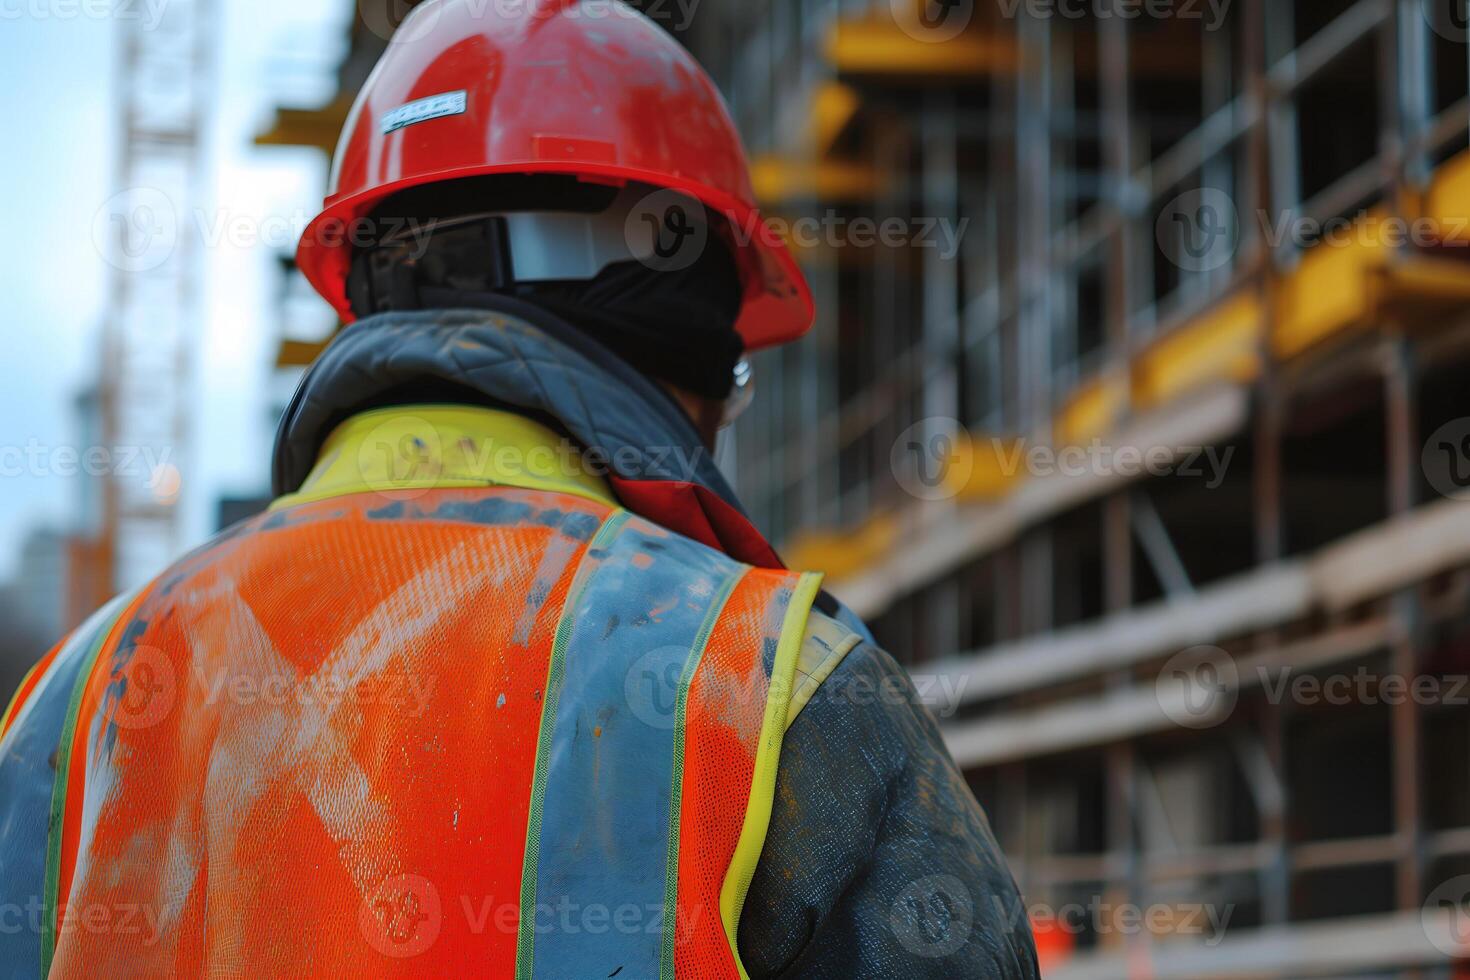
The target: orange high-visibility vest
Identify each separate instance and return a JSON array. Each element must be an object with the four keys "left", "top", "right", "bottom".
[{"left": 0, "top": 483, "right": 821, "bottom": 978}]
